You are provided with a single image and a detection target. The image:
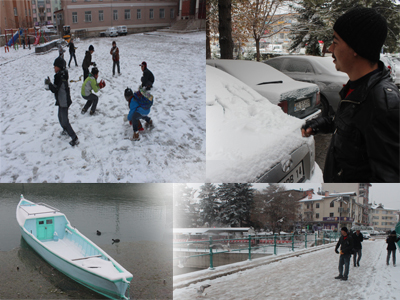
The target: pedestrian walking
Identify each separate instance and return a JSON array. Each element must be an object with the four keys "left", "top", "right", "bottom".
[
  {"left": 81, "top": 67, "right": 105, "bottom": 115},
  {"left": 44, "top": 57, "right": 79, "bottom": 146},
  {"left": 82, "top": 45, "right": 96, "bottom": 81},
  {"left": 334, "top": 227, "right": 353, "bottom": 281},
  {"left": 386, "top": 230, "right": 400, "bottom": 266},
  {"left": 110, "top": 41, "right": 120, "bottom": 76},
  {"left": 68, "top": 38, "right": 78, "bottom": 67},
  {"left": 28, "top": 36, "right": 31, "bottom": 50},
  {"left": 301, "top": 7, "right": 400, "bottom": 183},
  {"left": 140, "top": 61, "right": 154, "bottom": 89},
  {"left": 352, "top": 230, "right": 363, "bottom": 267}
]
